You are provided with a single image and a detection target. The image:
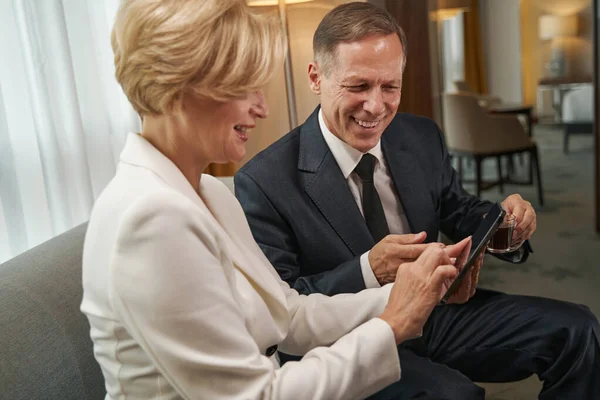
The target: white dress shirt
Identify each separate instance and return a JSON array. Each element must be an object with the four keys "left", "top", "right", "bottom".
[{"left": 319, "top": 110, "right": 411, "bottom": 288}]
